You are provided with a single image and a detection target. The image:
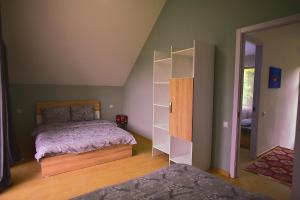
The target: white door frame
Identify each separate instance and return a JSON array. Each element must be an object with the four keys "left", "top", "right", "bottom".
[
  {"left": 291, "top": 71, "right": 300, "bottom": 199},
  {"left": 230, "top": 13, "right": 300, "bottom": 178}
]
